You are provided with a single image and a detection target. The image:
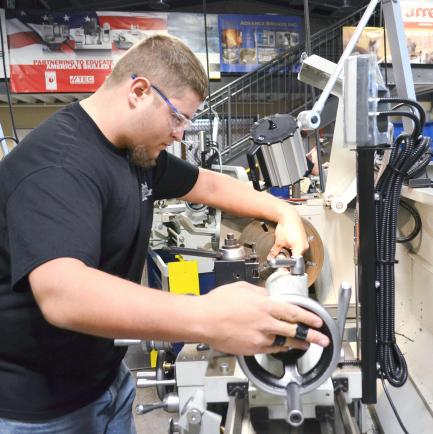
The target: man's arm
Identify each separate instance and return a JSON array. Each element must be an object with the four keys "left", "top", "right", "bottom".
[
  {"left": 29, "top": 258, "right": 329, "bottom": 356},
  {"left": 181, "top": 168, "right": 308, "bottom": 256}
]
